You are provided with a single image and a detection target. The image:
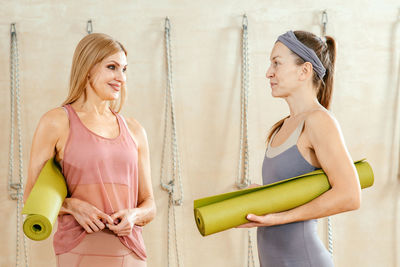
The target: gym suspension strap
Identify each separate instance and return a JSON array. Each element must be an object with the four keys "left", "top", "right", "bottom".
[
  {"left": 321, "top": 9, "right": 333, "bottom": 257},
  {"left": 8, "top": 23, "right": 29, "bottom": 267},
  {"left": 160, "top": 17, "right": 184, "bottom": 267},
  {"left": 236, "top": 14, "right": 256, "bottom": 267}
]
